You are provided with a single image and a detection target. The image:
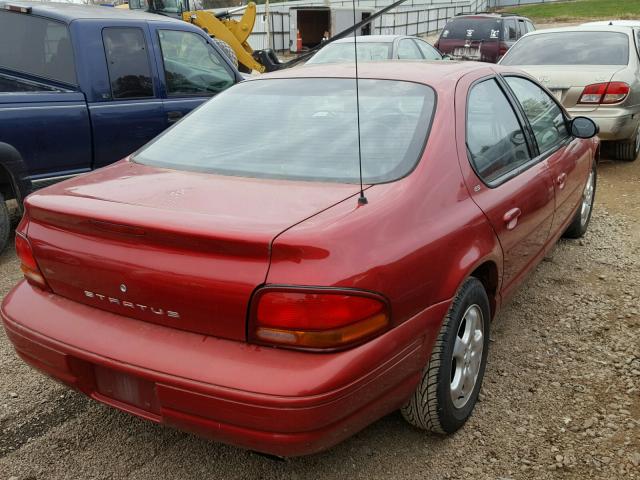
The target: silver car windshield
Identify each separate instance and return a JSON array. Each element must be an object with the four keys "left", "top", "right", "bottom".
[
  {"left": 501, "top": 31, "right": 629, "bottom": 65},
  {"left": 308, "top": 43, "right": 393, "bottom": 64},
  {"left": 133, "top": 78, "right": 436, "bottom": 184}
]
